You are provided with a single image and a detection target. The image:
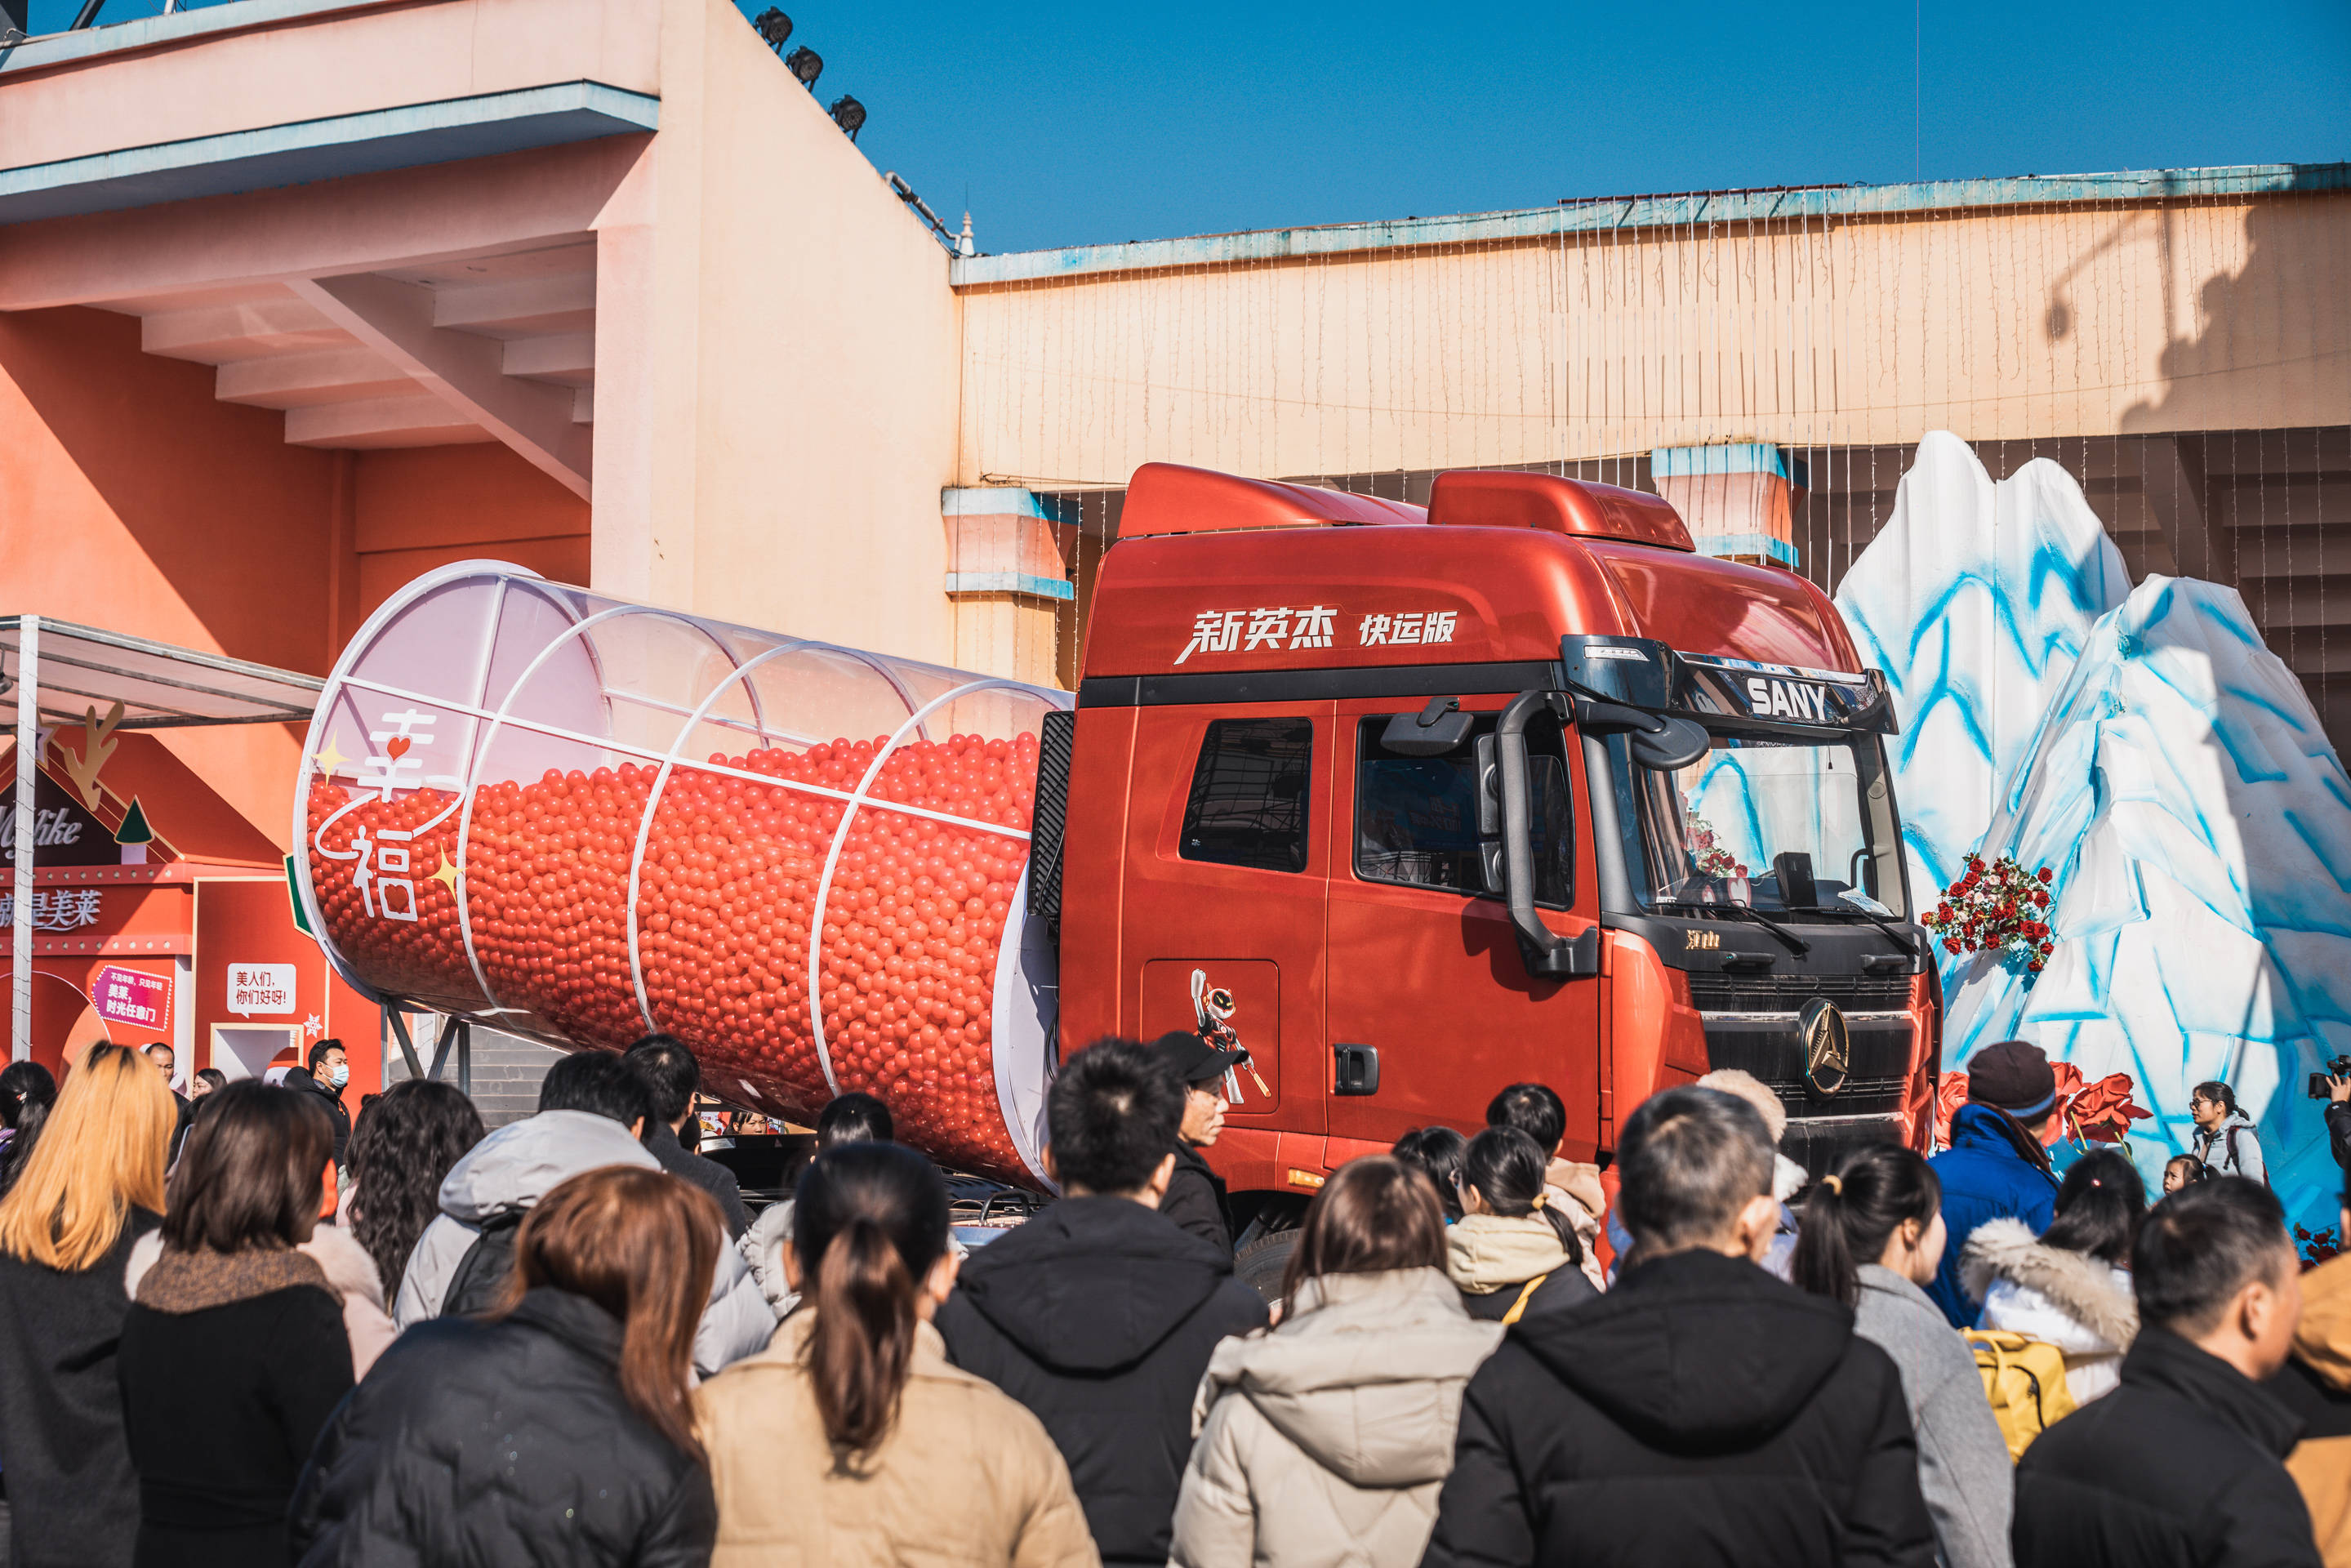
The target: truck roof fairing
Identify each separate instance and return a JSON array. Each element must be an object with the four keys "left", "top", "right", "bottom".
[{"left": 1084, "top": 466, "right": 1859, "bottom": 682}]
